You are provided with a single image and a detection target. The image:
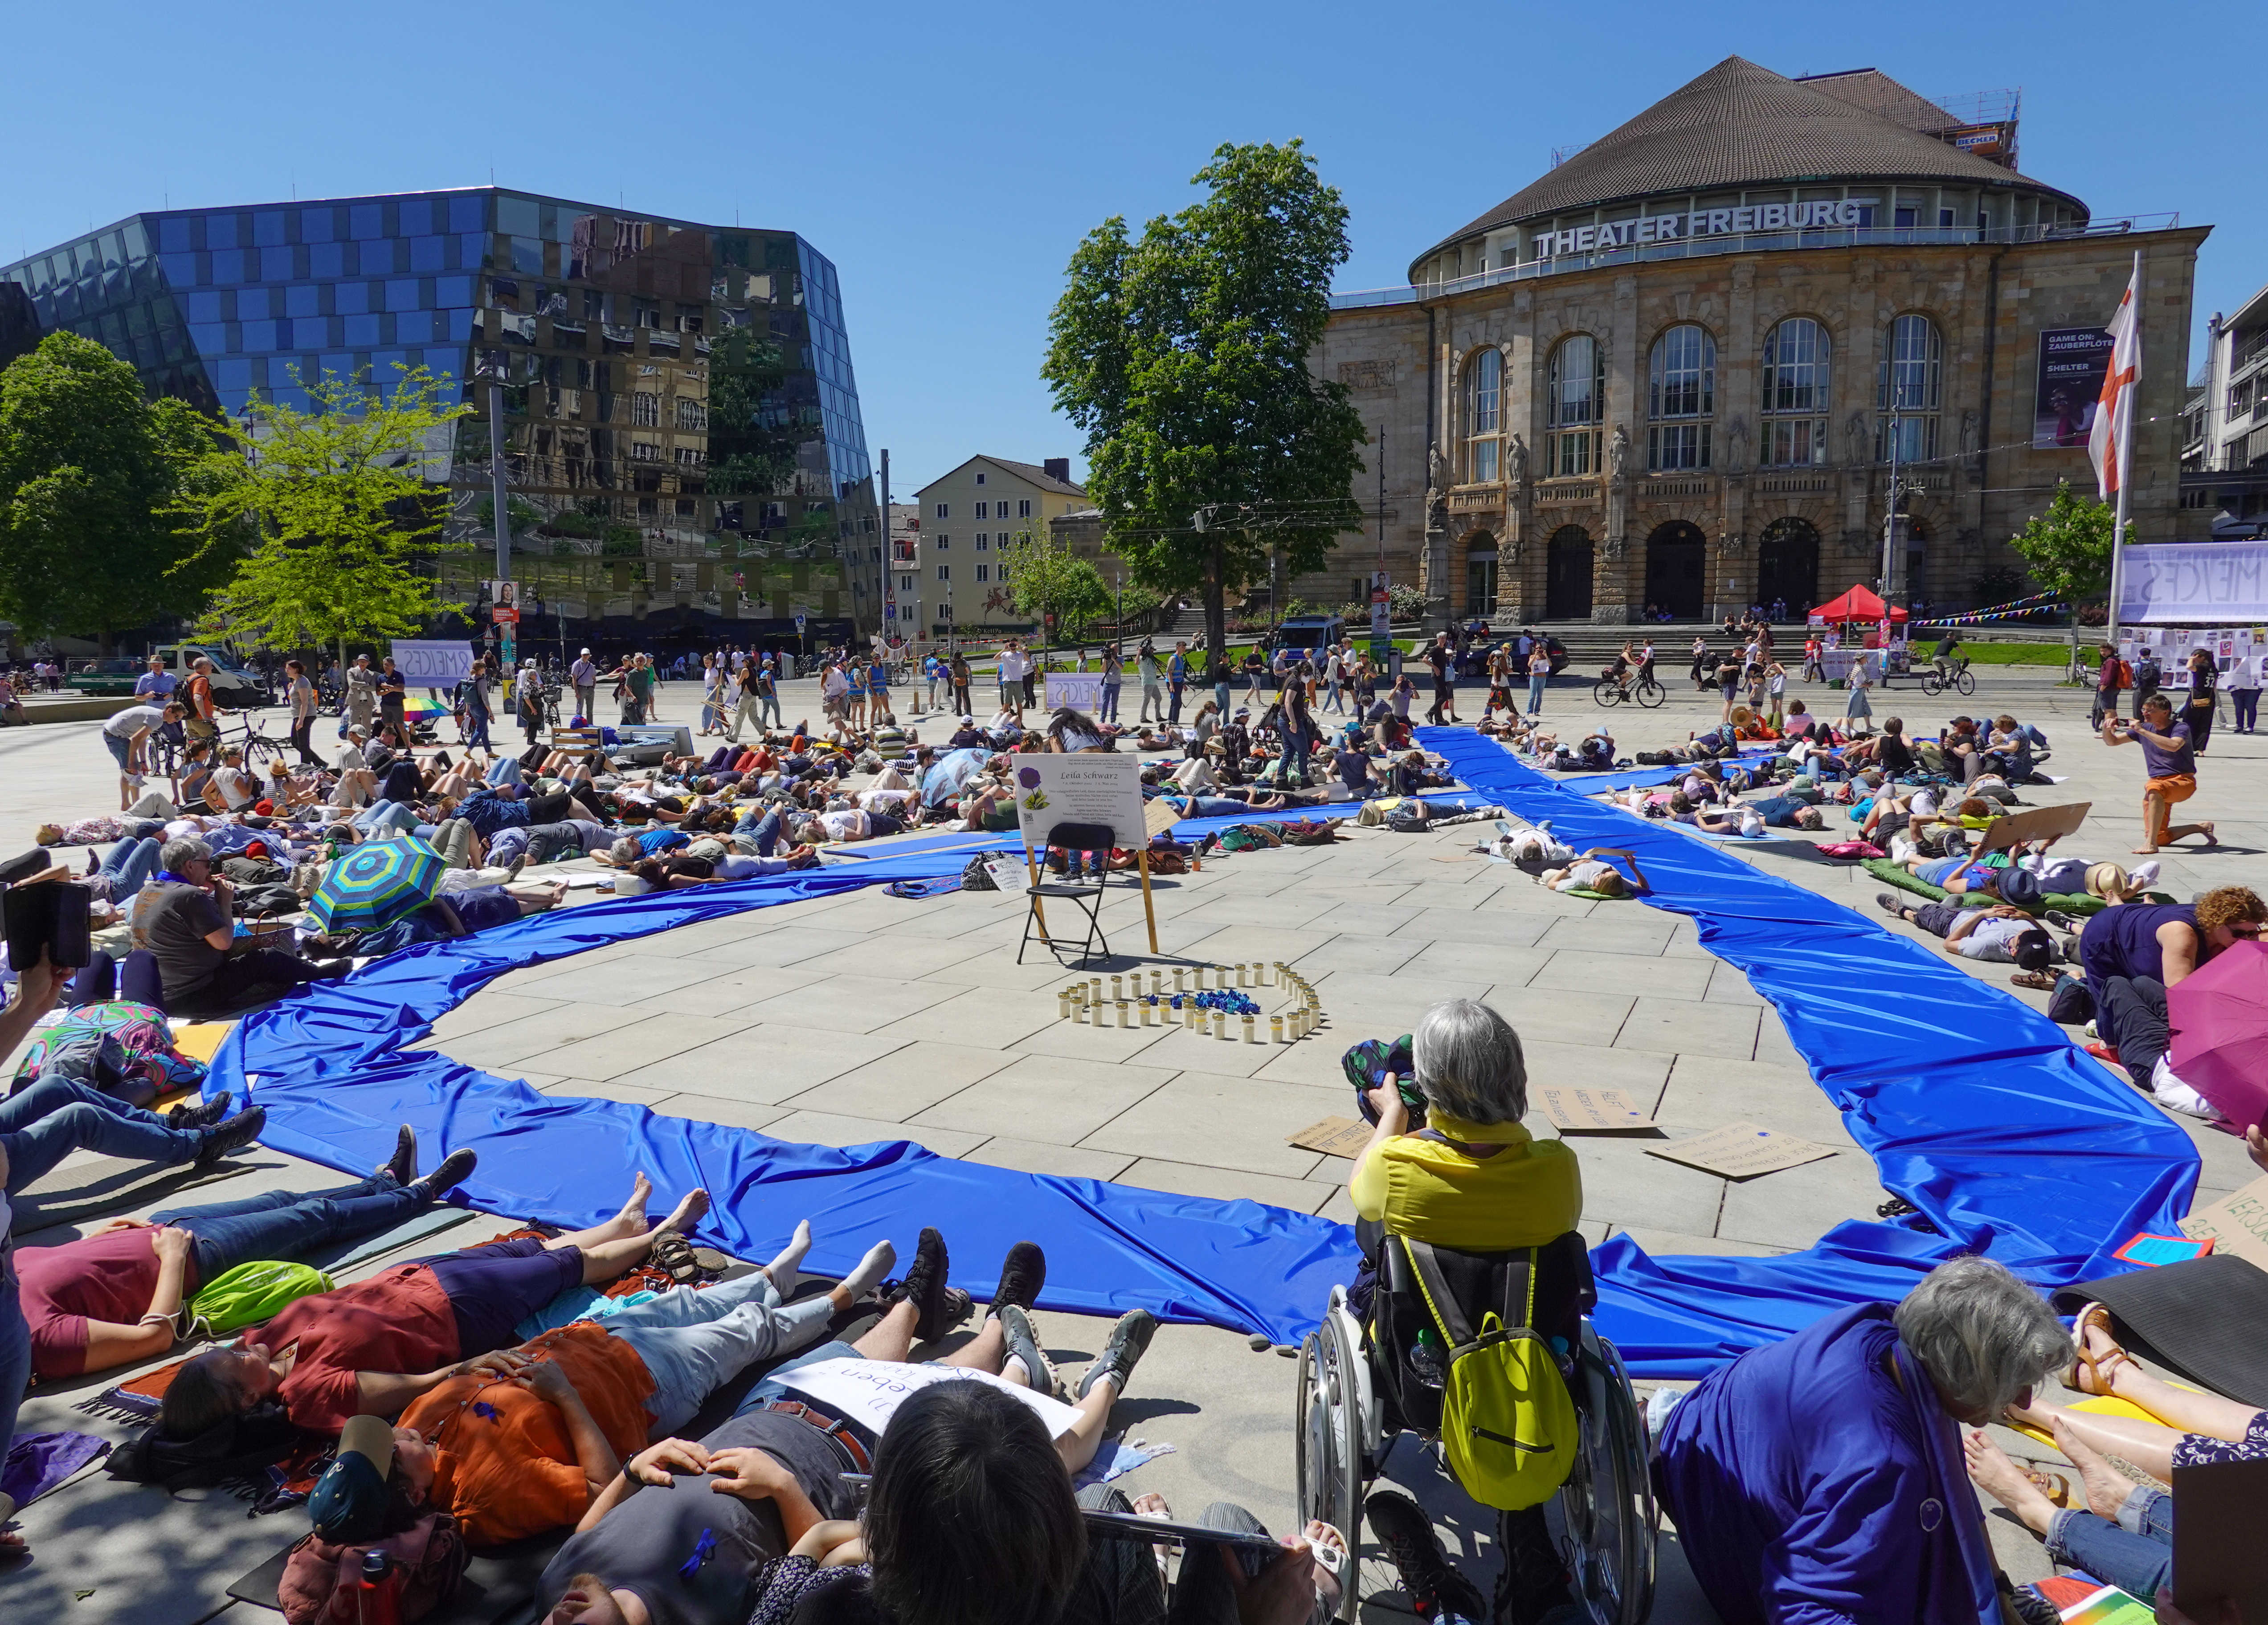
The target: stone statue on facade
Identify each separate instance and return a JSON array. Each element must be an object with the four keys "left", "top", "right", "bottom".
[
  {"left": 1609, "top": 425, "right": 1631, "bottom": 481},
  {"left": 1726, "top": 414, "right": 1749, "bottom": 471},
  {"left": 1427, "top": 442, "right": 1445, "bottom": 498},
  {"left": 1961, "top": 409, "right": 1979, "bottom": 456},
  {"left": 1846, "top": 412, "right": 1869, "bottom": 466},
  {"left": 1508, "top": 433, "right": 1528, "bottom": 486}
]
